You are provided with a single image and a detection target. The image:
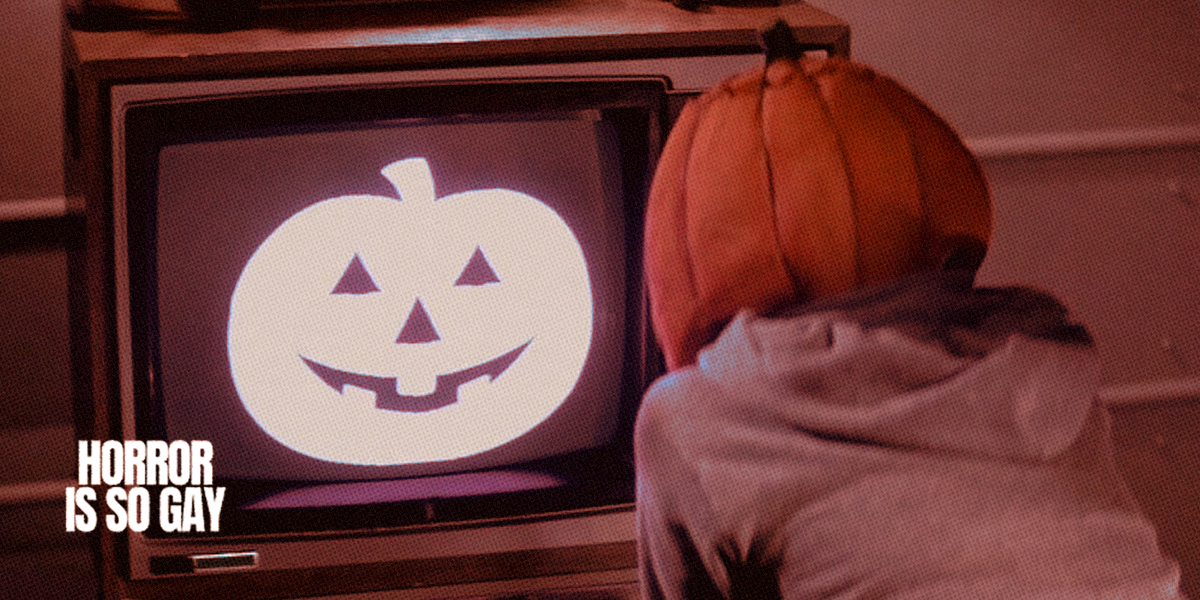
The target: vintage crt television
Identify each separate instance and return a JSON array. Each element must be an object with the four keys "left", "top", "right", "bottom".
[{"left": 64, "top": 2, "right": 848, "bottom": 598}]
